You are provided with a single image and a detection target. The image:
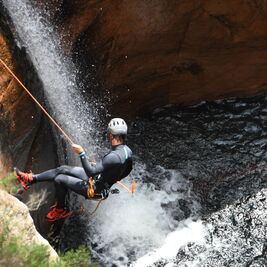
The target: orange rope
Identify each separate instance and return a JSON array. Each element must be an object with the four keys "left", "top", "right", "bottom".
[
  {"left": 80, "top": 199, "right": 104, "bottom": 219},
  {"left": 116, "top": 181, "right": 132, "bottom": 193},
  {"left": 0, "top": 58, "right": 136, "bottom": 217},
  {"left": 0, "top": 58, "right": 75, "bottom": 145}
]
